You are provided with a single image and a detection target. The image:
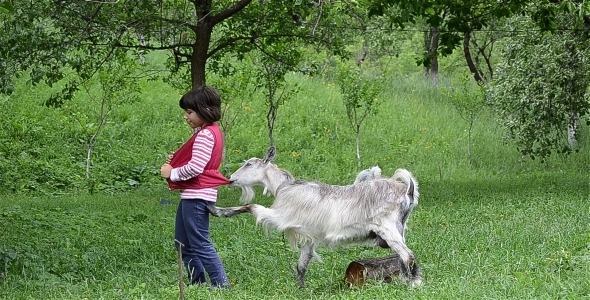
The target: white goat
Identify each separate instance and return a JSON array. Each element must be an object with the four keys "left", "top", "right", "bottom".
[
  {"left": 353, "top": 165, "right": 411, "bottom": 243},
  {"left": 353, "top": 165, "right": 382, "bottom": 184},
  {"left": 242, "top": 165, "right": 380, "bottom": 203},
  {"left": 209, "top": 147, "right": 422, "bottom": 288}
]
